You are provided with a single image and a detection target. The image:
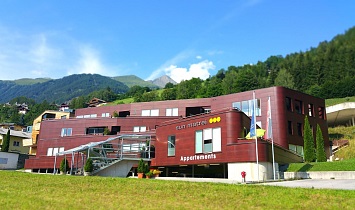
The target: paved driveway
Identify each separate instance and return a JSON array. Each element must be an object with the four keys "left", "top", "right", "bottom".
[{"left": 261, "top": 179, "right": 355, "bottom": 190}]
